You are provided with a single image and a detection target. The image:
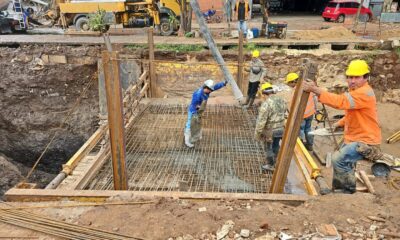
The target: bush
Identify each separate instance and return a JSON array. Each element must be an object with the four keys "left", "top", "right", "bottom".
[{"left": 88, "top": 9, "right": 109, "bottom": 33}]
